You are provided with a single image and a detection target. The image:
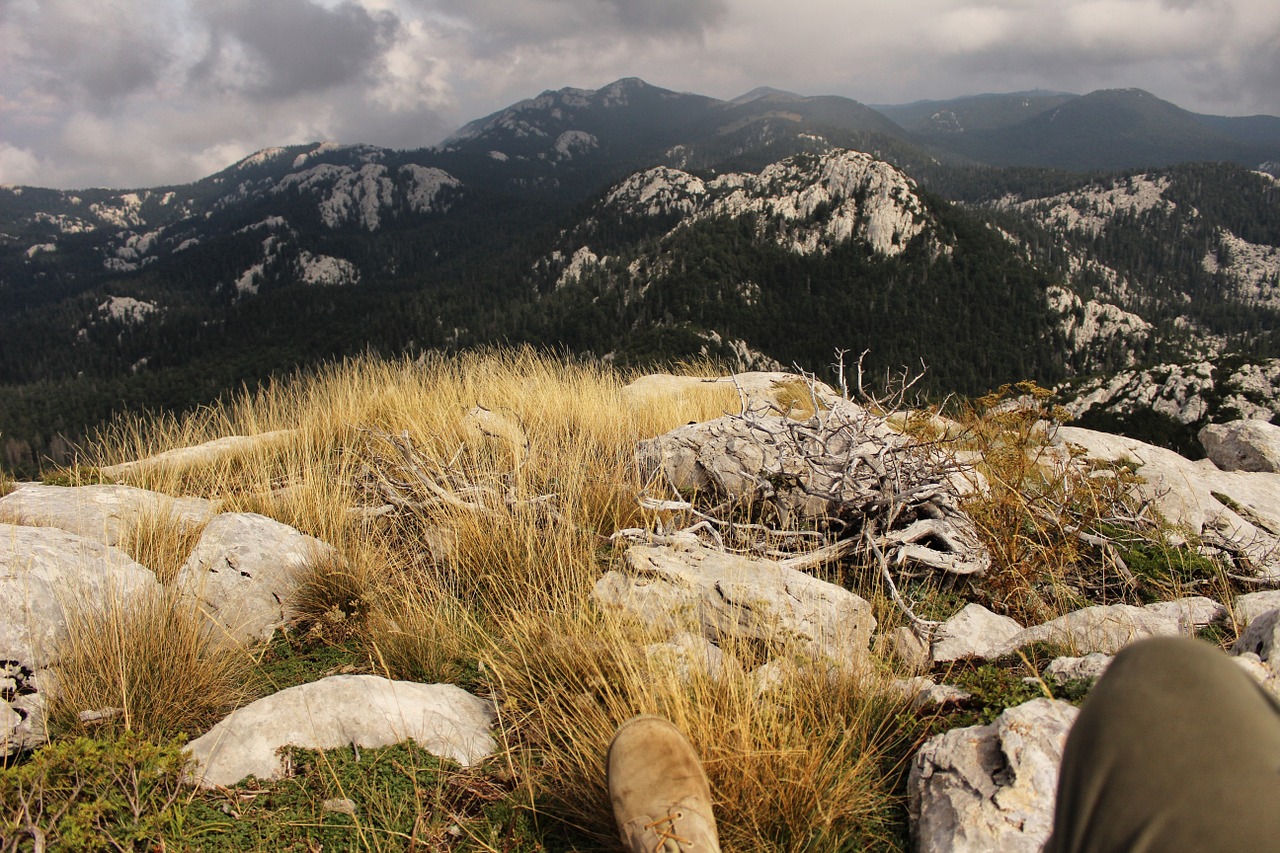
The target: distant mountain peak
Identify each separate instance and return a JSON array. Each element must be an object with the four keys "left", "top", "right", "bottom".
[{"left": 730, "top": 86, "right": 803, "bottom": 105}]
